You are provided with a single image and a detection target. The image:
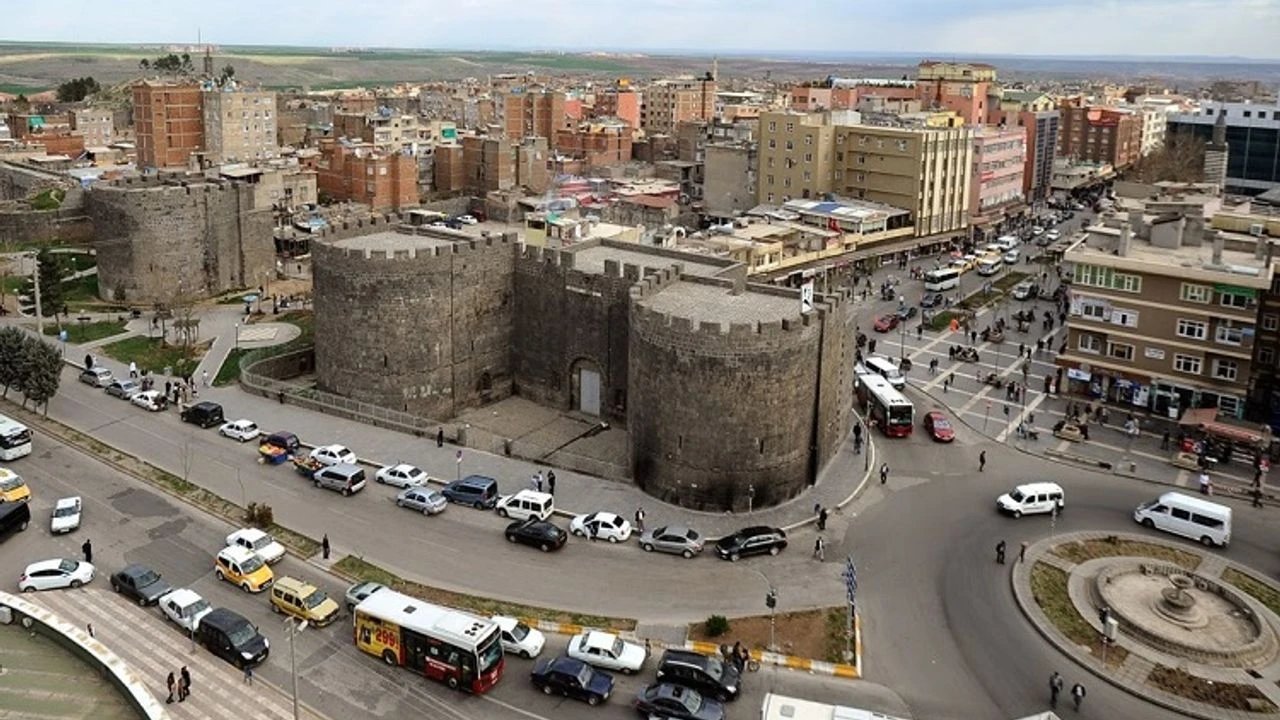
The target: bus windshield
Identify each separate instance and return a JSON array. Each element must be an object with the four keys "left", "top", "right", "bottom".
[
  {"left": 886, "top": 405, "right": 913, "bottom": 426},
  {"left": 477, "top": 629, "right": 503, "bottom": 673}
]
